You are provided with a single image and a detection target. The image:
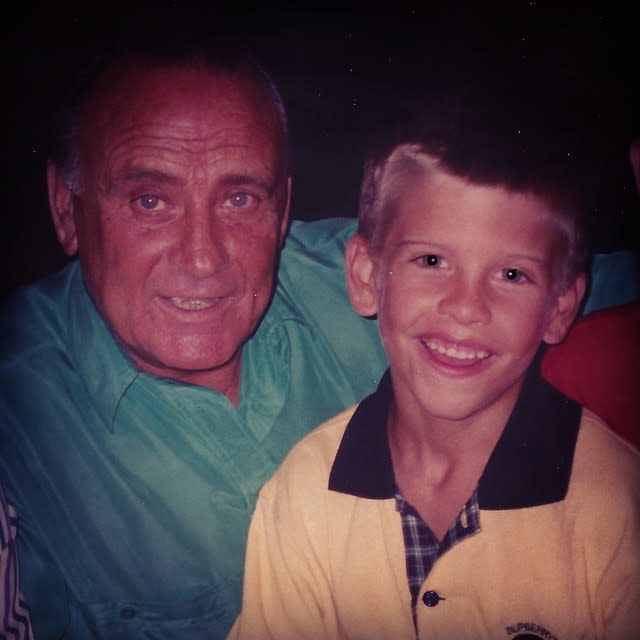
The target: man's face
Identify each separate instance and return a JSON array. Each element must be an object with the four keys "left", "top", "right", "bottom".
[
  {"left": 68, "top": 65, "right": 289, "bottom": 389},
  {"left": 348, "top": 167, "right": 583, "bottom": 427}
]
